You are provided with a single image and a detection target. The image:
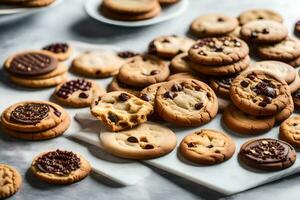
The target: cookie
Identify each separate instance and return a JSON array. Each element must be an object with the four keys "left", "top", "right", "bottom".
[
  {"left": 275, "top": 95, "right": 294, "bottom": 123},
  {"left": 295, "top": 20, "right": 300, "bottom": 35},
  {"left": 72, "top": 51, "right": 123, "bottom": 78},
  {"left": 240, "top": 20, "right": 288, "bottom": 44},
  {"left": 42, "top": 42, "right": 72, "bottom": 61},
  {"left": 91, "top": 91, "right": 153, "bottom": 132},
  {"left": 100, "top": 122, "right": 177, "bottom": 159},
  {"left": 239, "top": 138, "right": 296, "bottom": 171},
  {"left": 101, "top": 2, "right": 161, "bottom": 21},
  {"left": 9, "top": 73, "right": 67, "bottom": 88},
  {"left": 4, "top": 50, "right": 58, "bottom": 77},
  {"left": 257, "top": 37, "right": 300, "bottom": 61},
  {"left": 2, "top": 115, "right": 70, "bottom": 140},
  {"left": 155, "top": 79, "right": 218, "bottom": 126},
  {"left": 167, "top": 72, "right": 206, "bottom": 83},
  {"left": 29, "top": 62, "right": 68, "bottom": 80},
  {"left": 22, "top": 0, "right": 55, "bottom": 7},
  {"left": 188, "top": 36, "right": 249, "bottom": 65},
  {"left": 1, "top": 101, "right": 67, "bottom": 132},
  {"left": 107, "top": 77, "right": 142, "bottom": 97},
  {"left": 229, "top": 26, "right": 241, "bottom": 38},
  {"left": 117, "top": 55, "right": 169, "bottom": 87},
  {"left": 230, "top": 70, "right": 290, "bottom": 116},
  {"left": 293, "top": 89, "right": 300, "bottom": 110},
  {"left": 139, "top": 82, "right": 165, "bottom": 107},
  {"left": 189, "top": 55, "right": 250, "bottom": 76},
  {"left": 280, "top": 115, "right": 300, "bottom": 148},
  {"left": 190, "top": 14, "right": 238, "bottom": 37},
  {"left": 249, "top": 61, "right": 296, "bottom": 84},
  {"left": 117, "top": 51, "right": 139, "bottom": 60},
  {"left": 289, "top": 72, "right": 300, "bottom": 93},
  {"left": 223, "top": 104, "right": 275, "bottom": 134},
  {"left": 180, "top": 129, "right": 235, "bottom": 165},
  {"left": 102, "top": 0, "right": 158, "bottom": 14},
  {"left": 158, "top": 0, "right": 179, "bottom": 4},
  {"left": 148, "top": 35, "right": 195, "bottom": 59},
  {"left": 0, "top": 164, "right": 22, "bottom": 199},
  {"left": 218, "top": 97, "right": 230, "bottom": 113},
  {"left": 288, "top": 56, "right": 300, "bottom": 67},
  {"left": 238, "top": 9, "right": 283, "bottom": 26},
  {"left": 209, "top": 73, "right": 239, "bottom": 99},
  {"left": 31, "top": 150, "right": 91, "bottom": 185},
  {"left": 169, "top": 53, "right": 195, "bottom": 74},
  {"left": 54, "top": 79, "right": 106, "bottom": 108}
]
